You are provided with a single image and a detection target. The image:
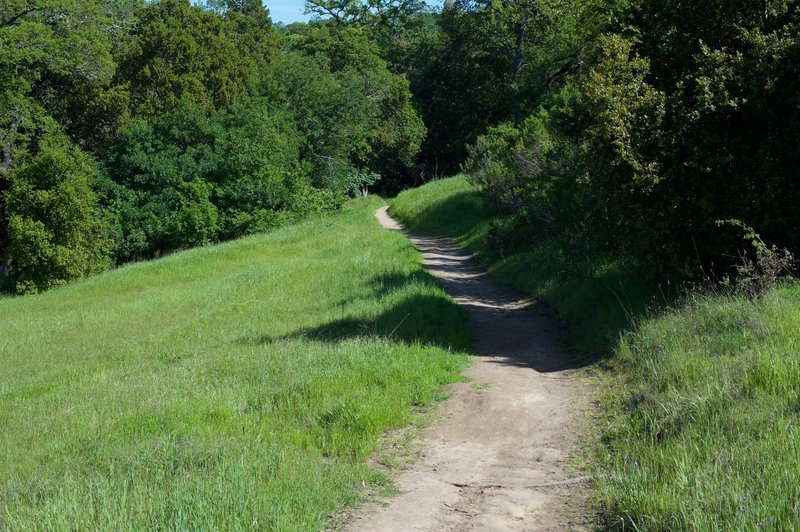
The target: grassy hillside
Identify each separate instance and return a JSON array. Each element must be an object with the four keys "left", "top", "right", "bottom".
[
  {"left": 392, "top": 176, "right": 800, "bottom": 529},
  {"left": 598, "top": 287, "right": 800, "bottom": 529},
  {"left": 0, "top": 197, "right": 470, "bottom": 530}
]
